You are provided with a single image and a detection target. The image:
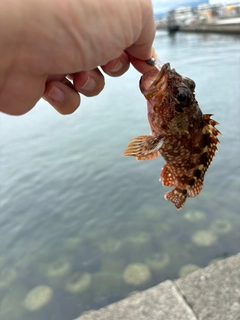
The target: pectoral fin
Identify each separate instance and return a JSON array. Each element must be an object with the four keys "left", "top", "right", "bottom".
[
  {"left": 123, "top": 135, "right": 164, "bottom": 160},
  {"left": 136, "top": 152, "right": 159, "bottom": 161}
]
